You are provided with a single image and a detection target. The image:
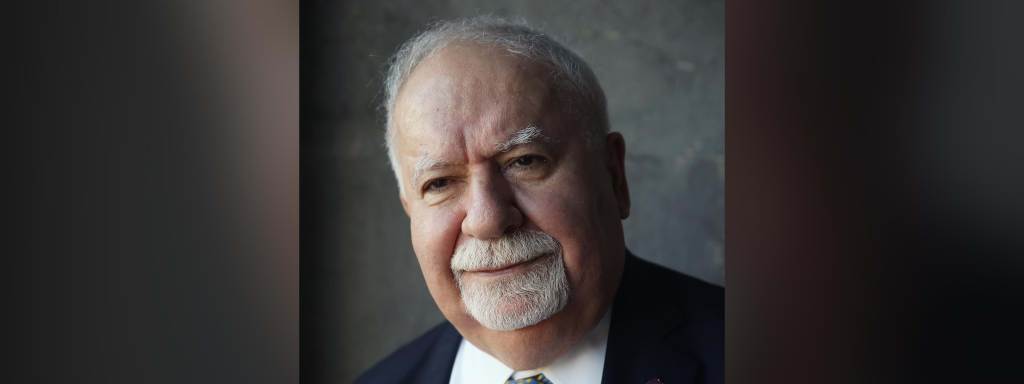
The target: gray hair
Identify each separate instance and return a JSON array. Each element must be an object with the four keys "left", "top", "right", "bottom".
[{"left": 382, "top": 16, "right": 610, "bottom": 193}]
